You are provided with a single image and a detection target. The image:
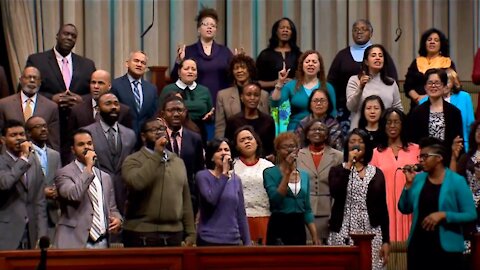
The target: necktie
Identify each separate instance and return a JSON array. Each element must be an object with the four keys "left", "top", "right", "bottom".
[
  {"left": 132, "top": 81, "right": 141, "bottom": 112},
  {"left": 23, "top": 98, "right": 33, "bottom": 121},
  {"left": 107, "top": 127, "right": 117, "bottom": 154},
  {"left": 93, "top": 105, "right": 99, "bottom": 120},
  {"left": 88, "top": 178, "right": 103, "bottom": 241},
  {"left": 171, "top": 131, "right": 180, "bottom": 155},
  {"left": 61, "top": 58, "right": 71, "bottom": 89}
]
